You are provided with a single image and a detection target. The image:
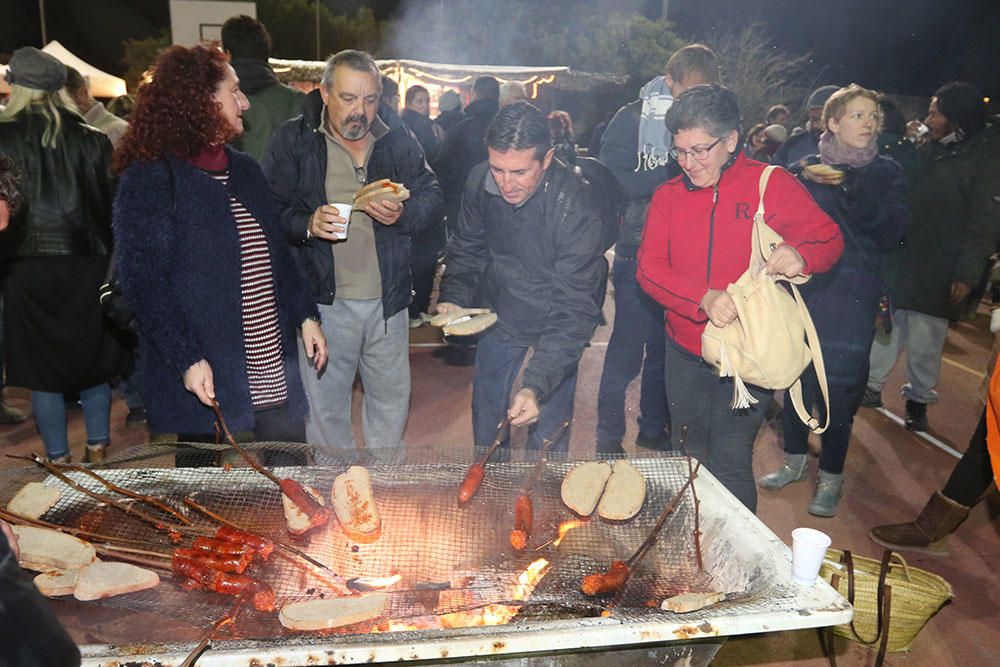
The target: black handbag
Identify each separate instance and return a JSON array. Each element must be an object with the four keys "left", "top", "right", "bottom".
[{"left": 98, "top": 248, "right": 138, "bottom": 334}]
